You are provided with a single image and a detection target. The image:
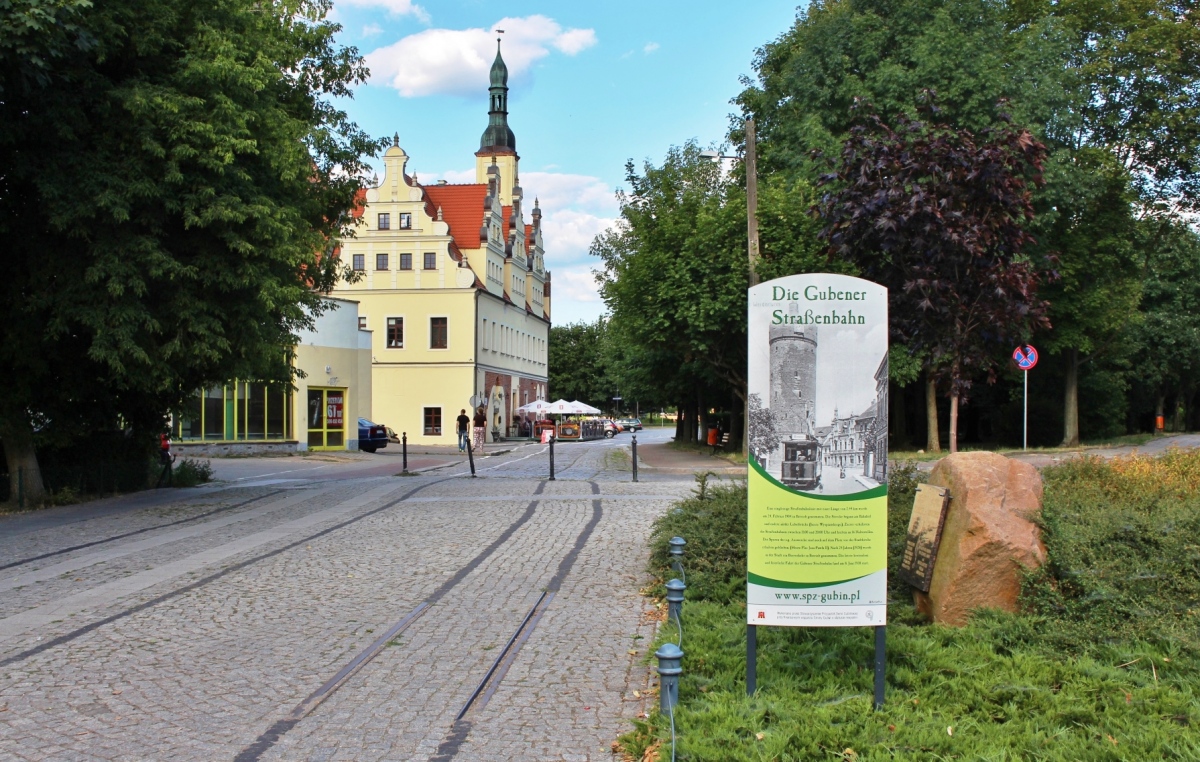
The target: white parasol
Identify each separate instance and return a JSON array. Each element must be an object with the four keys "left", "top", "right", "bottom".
[
  {"left": 516, "top": 399, "right": 554, "bottom": 414},
  {"left": 570, "top": 400, "right": 603, "bottom": 415}
]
